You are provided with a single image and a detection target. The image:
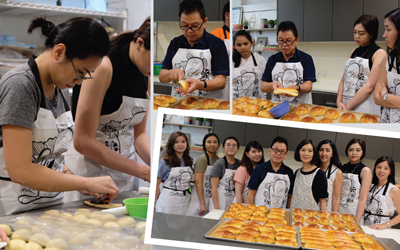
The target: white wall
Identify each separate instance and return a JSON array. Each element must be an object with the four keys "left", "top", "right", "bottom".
[{"left": 126, "top": 0, "right": 150, "bottom": 29}]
